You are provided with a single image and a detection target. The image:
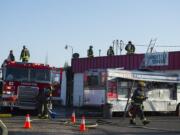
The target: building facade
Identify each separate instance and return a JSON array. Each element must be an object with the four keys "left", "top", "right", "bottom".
[{"left": 71, "top": 51, "right": 180, "bottom": 107}]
